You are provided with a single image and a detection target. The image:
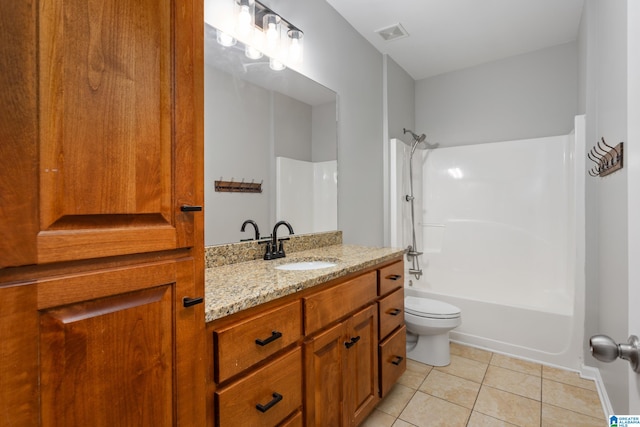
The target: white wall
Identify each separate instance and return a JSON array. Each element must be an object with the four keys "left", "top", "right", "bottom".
[
  {"left": 264, "top": 0, "right": 385, "bottom": 246},
  {"left": 580, "top": 0, "right": 630, "bottom": 414},
  {"left": 415, "top": 42, "right": 579, "bottom": 147}
]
